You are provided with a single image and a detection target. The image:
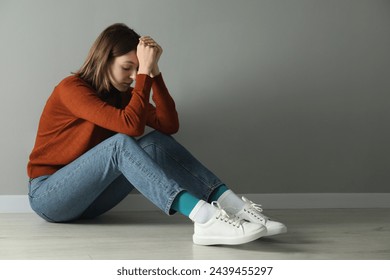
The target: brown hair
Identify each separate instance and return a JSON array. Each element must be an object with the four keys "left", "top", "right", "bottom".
[{"left": 75, "top": 23, "right": 140, "bottom": 96}]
